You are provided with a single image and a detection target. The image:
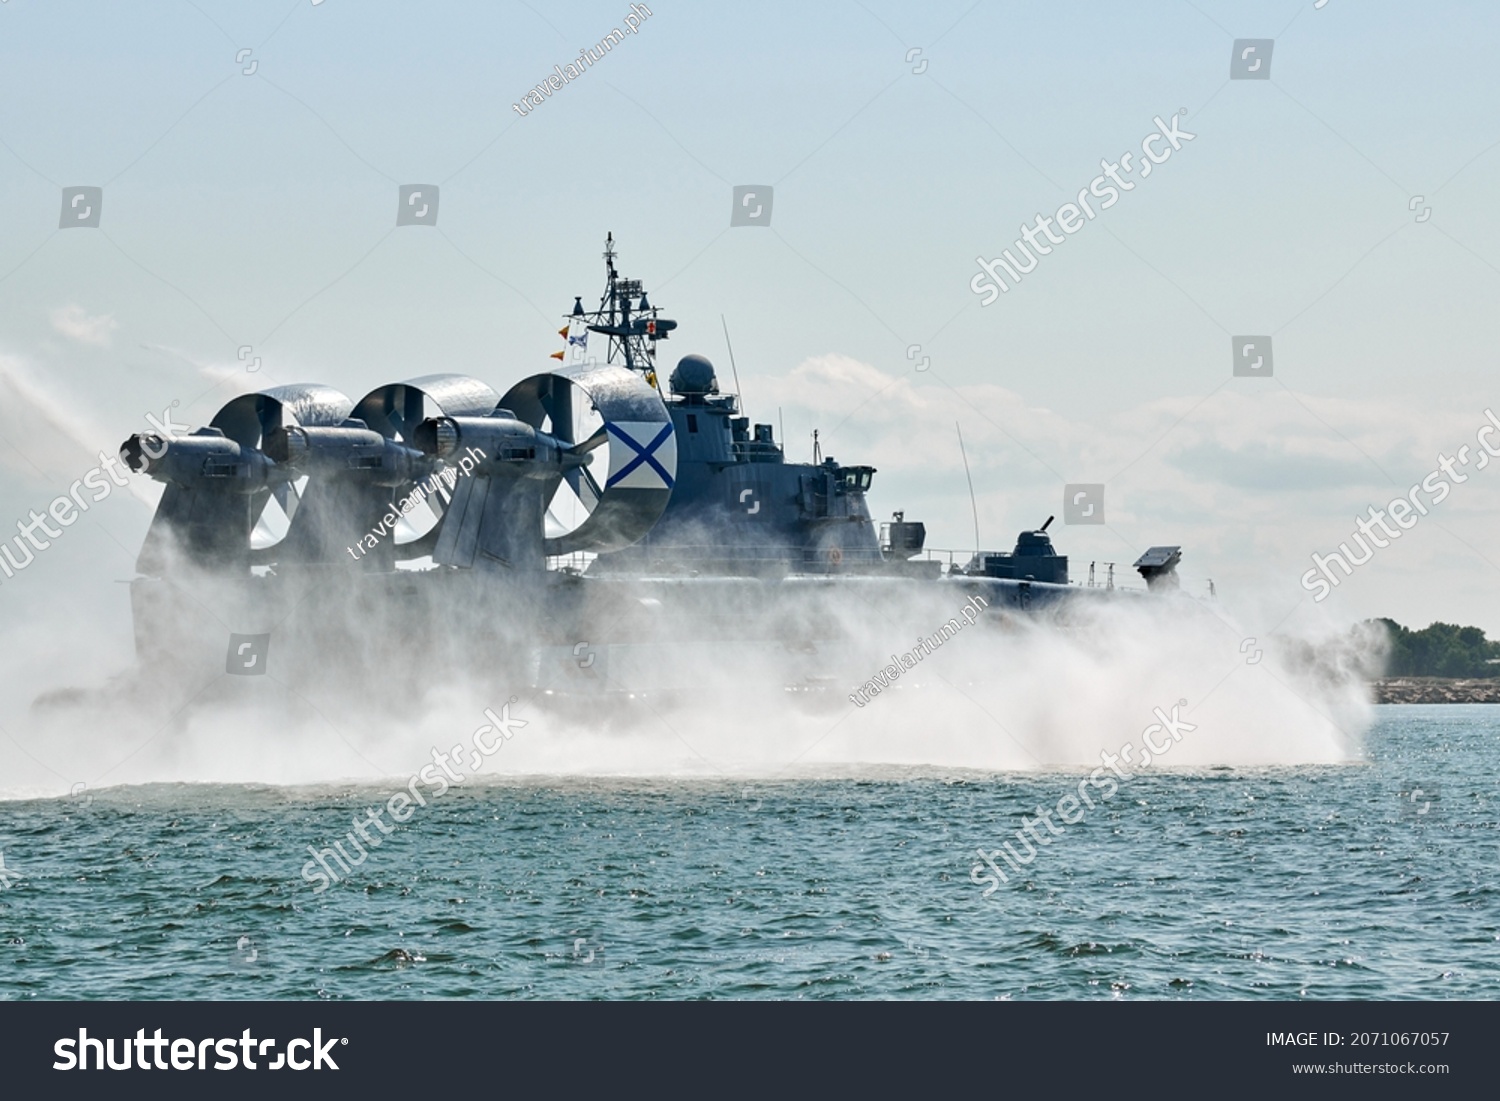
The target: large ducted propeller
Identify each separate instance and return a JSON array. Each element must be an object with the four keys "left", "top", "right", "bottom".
[
  {"left": 256, "top": 374, "right": 502, "bottom": 567},
  {"left": 499, "top": 364, "right": 675, "bottom": 556},
  {"left": 122, "top": 384, "right": 353, "bottom": 574}
]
